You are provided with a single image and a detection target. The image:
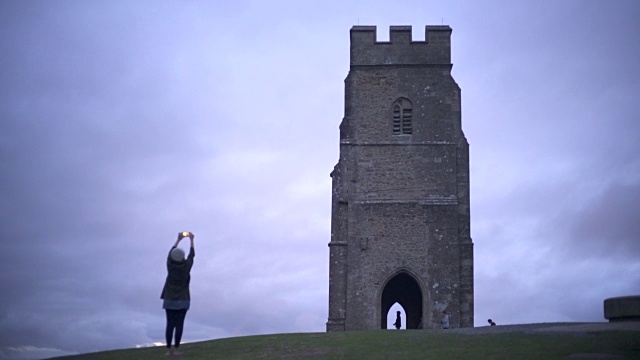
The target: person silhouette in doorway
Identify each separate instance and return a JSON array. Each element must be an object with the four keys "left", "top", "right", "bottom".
[{"left": 393, "top": 311, "right": 402, "bottom": 329}]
